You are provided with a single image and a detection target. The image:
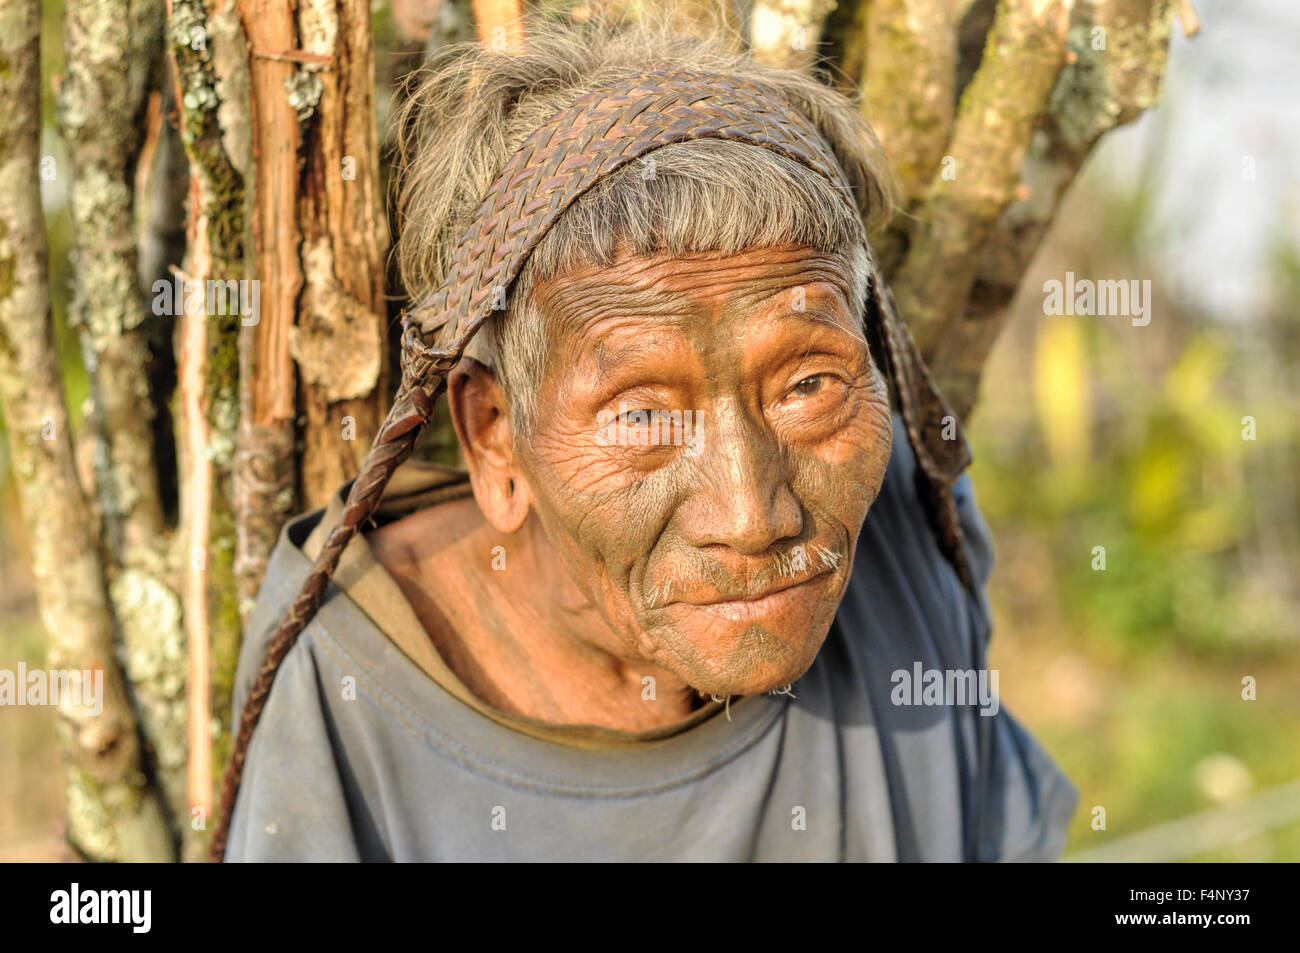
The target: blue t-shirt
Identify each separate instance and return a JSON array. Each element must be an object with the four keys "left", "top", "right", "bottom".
[{"left": 227, "top": 412, "right": 1077, "bottom": 861}]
